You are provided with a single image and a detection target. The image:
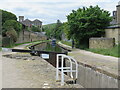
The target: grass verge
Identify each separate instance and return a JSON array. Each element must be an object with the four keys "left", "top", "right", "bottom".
[
  {"left": 61, "top": 40, "right": 72, "bottom": 46},
  {"left": 61, "top": 40, "right": 119, "bottom": 57},
  {"left": 86, "top": 45, "right": 120, "bottom": 57}
]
